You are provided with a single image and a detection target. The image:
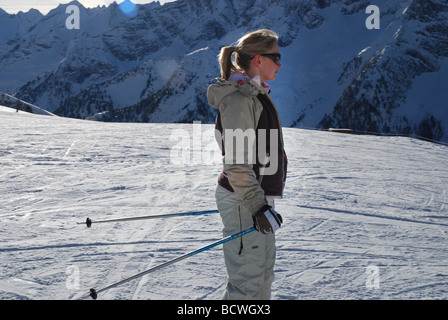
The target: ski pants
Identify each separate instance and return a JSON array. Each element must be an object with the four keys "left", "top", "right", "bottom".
[{"left": 215, "top": 185, "right": 276, "bottom": 300}]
